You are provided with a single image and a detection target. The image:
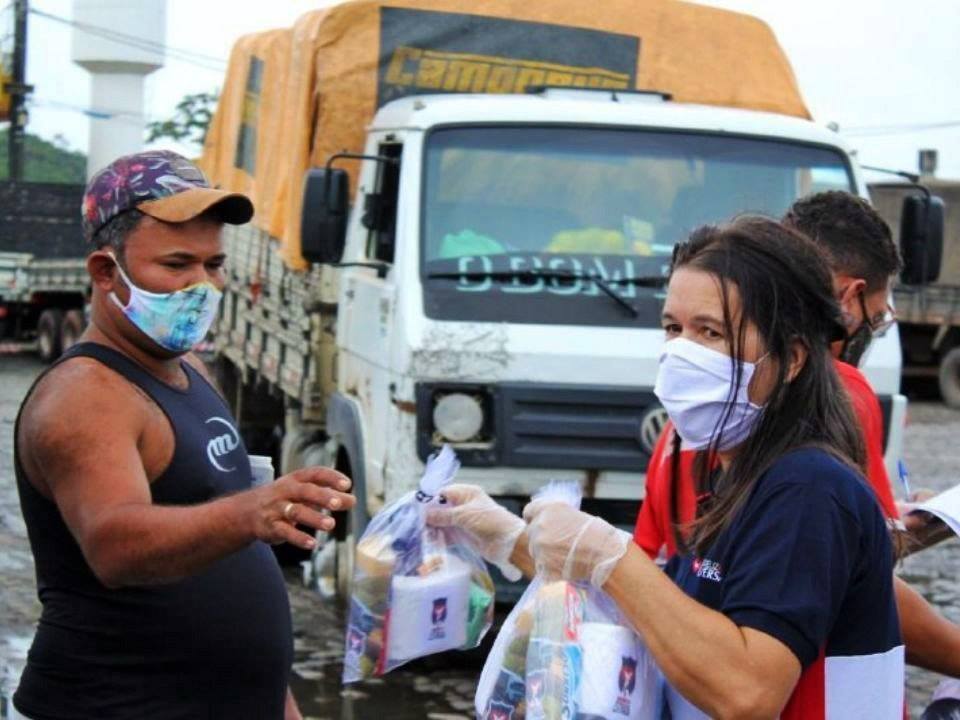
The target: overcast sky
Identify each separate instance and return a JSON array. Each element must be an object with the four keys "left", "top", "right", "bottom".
[{"left": 8, "top": 0, "right": 960, "bottom": 179}]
